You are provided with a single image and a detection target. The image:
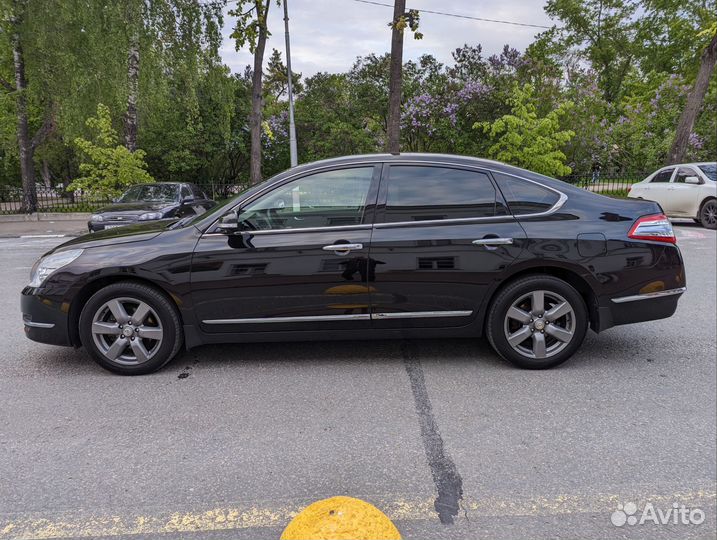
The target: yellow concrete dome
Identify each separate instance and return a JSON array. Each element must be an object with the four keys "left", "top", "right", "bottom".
[{"left": 281, "top": 496, "right": 401, "bottom": 540}]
